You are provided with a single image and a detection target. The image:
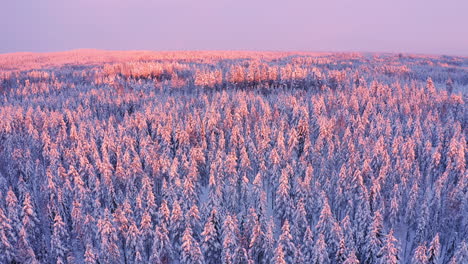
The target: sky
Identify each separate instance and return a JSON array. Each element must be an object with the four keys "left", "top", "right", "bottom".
[{"left": 1, "top": 0, "right": 468, "bottom": 55}]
